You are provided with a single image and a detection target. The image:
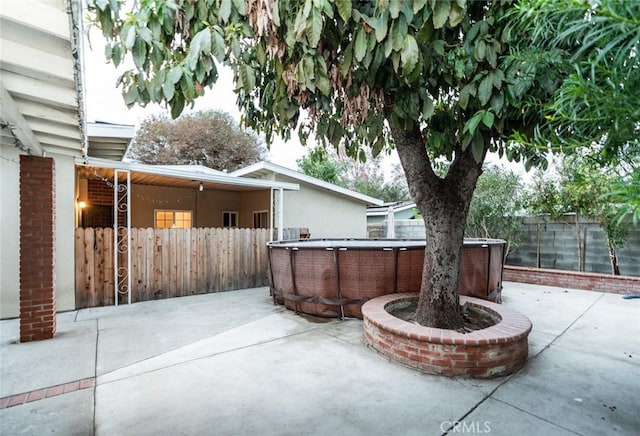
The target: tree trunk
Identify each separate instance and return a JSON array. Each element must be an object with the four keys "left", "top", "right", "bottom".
[
  {"left": 390, "top": 124, "right": 484, "bottom": 330},
  {"left": 607, "top": 241, "right": 620, "bottom": 275}
]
